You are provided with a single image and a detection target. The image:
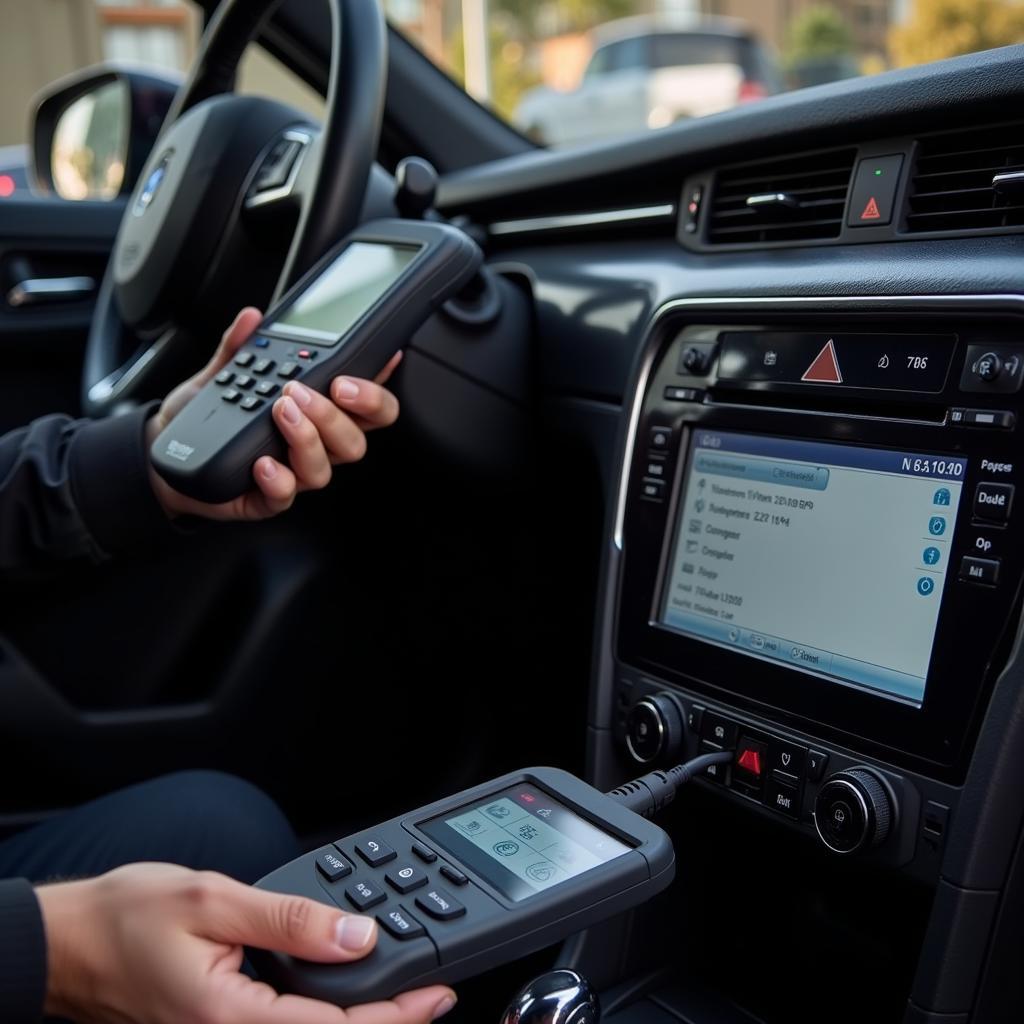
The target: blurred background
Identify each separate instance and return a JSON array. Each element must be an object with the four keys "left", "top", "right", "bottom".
[{"left": 0, "top": 0, "right": 1022, "bottom": 187}]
